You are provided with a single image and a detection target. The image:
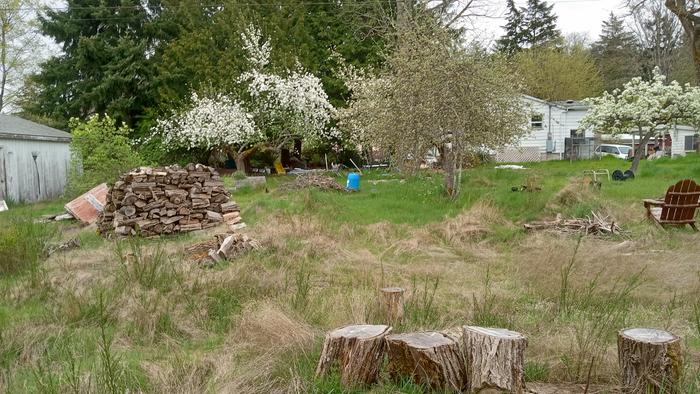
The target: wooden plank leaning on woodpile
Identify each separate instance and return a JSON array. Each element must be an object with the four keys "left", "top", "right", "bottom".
[{"left": 97, "top": 163, "right": 241, "bottom": 237}]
